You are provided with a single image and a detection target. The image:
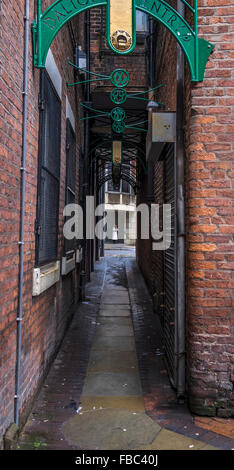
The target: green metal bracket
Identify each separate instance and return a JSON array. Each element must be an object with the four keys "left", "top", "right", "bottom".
[
  {"left": 67, "top": 60, "right": 110, "bottom": 87},
  {"left": 33, "top": 0, "right": 213, "bottom": 82},
  {"left": 126, "top": 118, "right": 149, "bottom": 133},
  {"left": 80, "top": 102, "right": 109, "bottom": 121}
]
